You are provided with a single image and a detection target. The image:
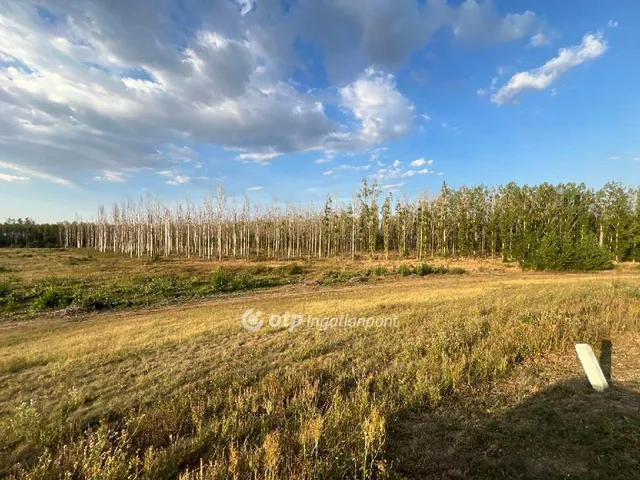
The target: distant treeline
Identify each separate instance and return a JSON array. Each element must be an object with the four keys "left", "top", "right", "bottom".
[
  {"left": 0, "top": 218, "right": 61, "bottom": 248},
  {"left": 4, "top": 182, "right": 640, "bottom": 270}
]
